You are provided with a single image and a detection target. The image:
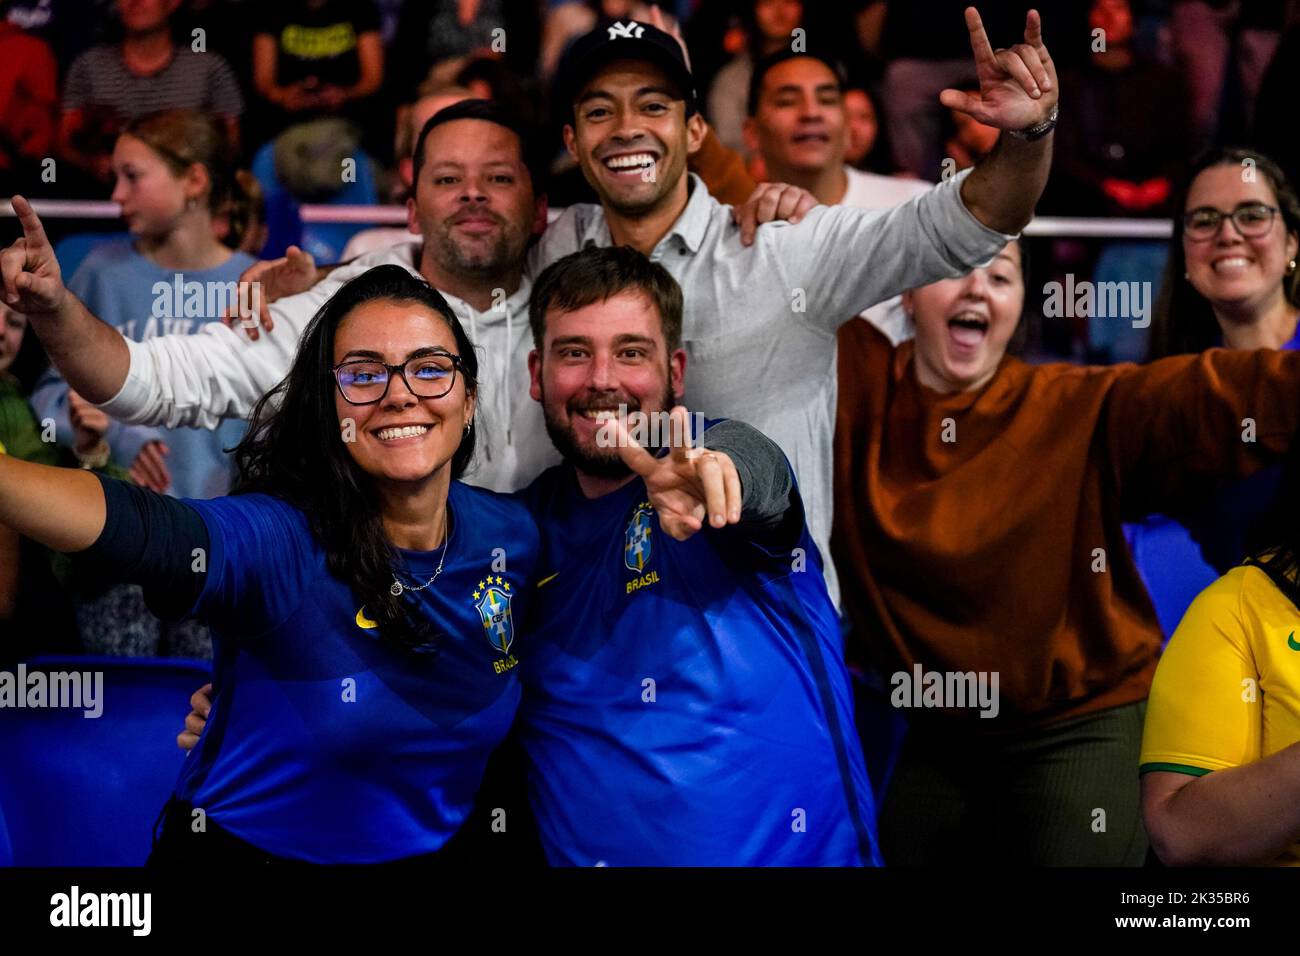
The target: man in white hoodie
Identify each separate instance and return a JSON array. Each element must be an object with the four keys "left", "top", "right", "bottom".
[{"left": 9, "top": 100, "right": 560, "bottom": 493}]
